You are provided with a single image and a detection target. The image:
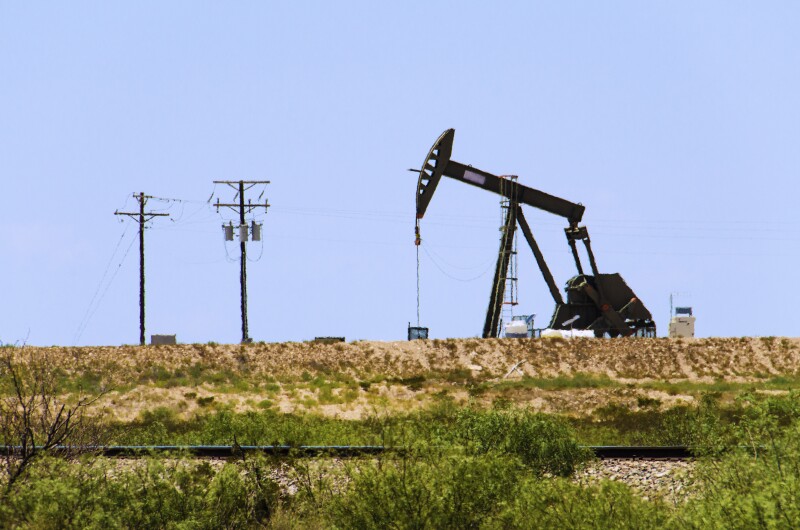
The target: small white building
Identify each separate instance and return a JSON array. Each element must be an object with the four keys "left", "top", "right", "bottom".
[{"left": 668, "top": 307, "right": 695, "bottom": 338}]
